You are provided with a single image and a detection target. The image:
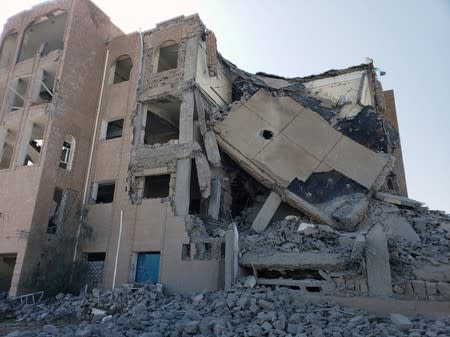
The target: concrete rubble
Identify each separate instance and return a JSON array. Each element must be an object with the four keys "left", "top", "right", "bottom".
[{"left": 1, "top": 284, "right": 450, "bottom": 337}]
